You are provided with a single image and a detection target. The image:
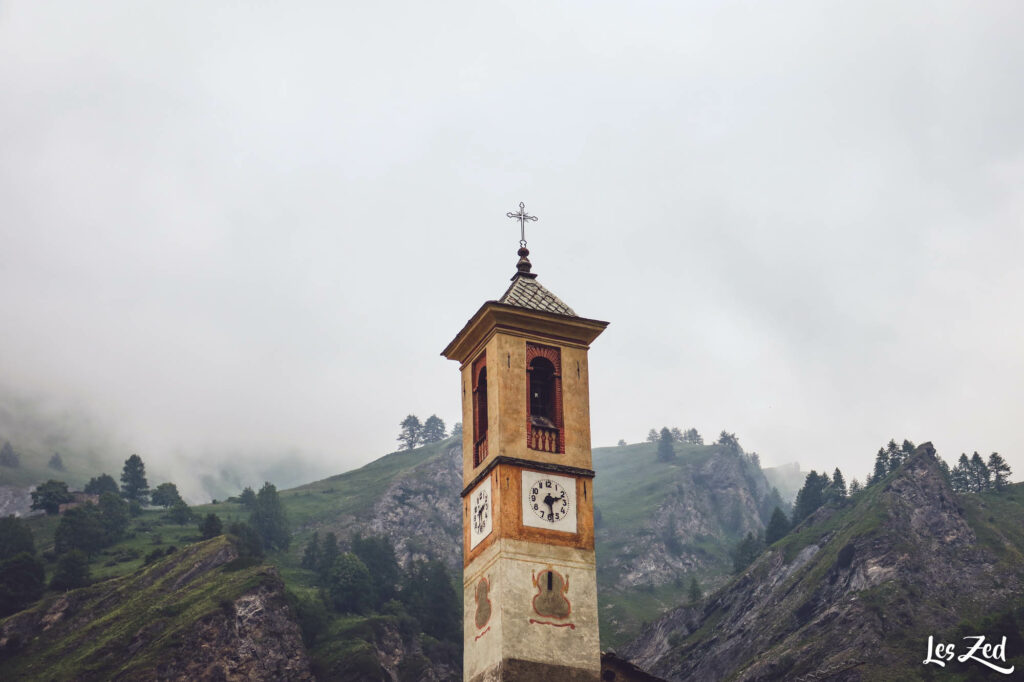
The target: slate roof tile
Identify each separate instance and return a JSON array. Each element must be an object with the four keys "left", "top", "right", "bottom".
[{"left": 497, "top": 276, "right": 576, "bottom": 317}]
